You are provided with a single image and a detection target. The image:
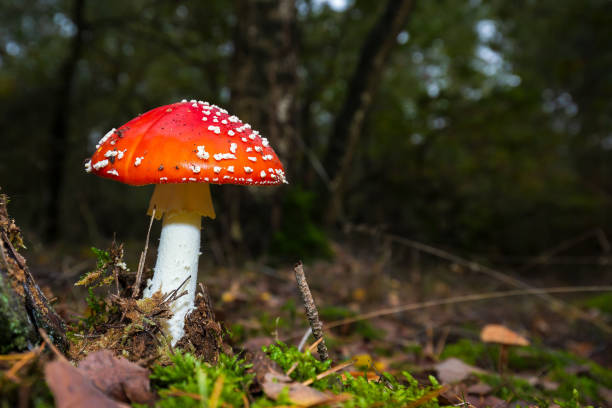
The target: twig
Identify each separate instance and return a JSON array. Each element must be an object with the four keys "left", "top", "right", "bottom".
[
  {"left": 294, "top": 261, "right": 329, "bottom": 361},
  {"left": 302, "top": 360, "right": 353, "bottom": 386},
  {"left": 286, "top": 361, "right": 299, "bottom": 376},
  {"left": 4, "top": 344, "right": 43, "bottom": 382},
  {"left": 297, "top": 327, "right": 312, "bottom": 352},
  {"left": 133, "top": 207, "right": 156, "bottom": 298},
  {"left": 348, "top": 224, "right": 612, "bottom": 333},
  {"left": 324, "top": 286, "right": 612, "bottom": 330},
  {"left": 38, "top": 328, "right": 67, "bottom": 362},
  {"left": 306, "top": 337, "right": 323, "bottom": 353}
]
